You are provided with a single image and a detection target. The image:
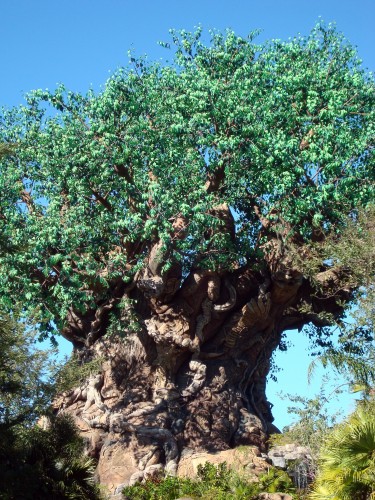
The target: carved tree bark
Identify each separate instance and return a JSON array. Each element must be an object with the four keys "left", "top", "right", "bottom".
[{"left": 55, "top": 237, "right": 350, "bottom": 493}]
